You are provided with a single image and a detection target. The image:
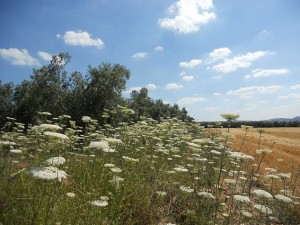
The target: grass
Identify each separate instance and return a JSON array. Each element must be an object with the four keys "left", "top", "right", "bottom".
[{"left": 1, "top": 114, "right": 300, "bottom": 224}]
